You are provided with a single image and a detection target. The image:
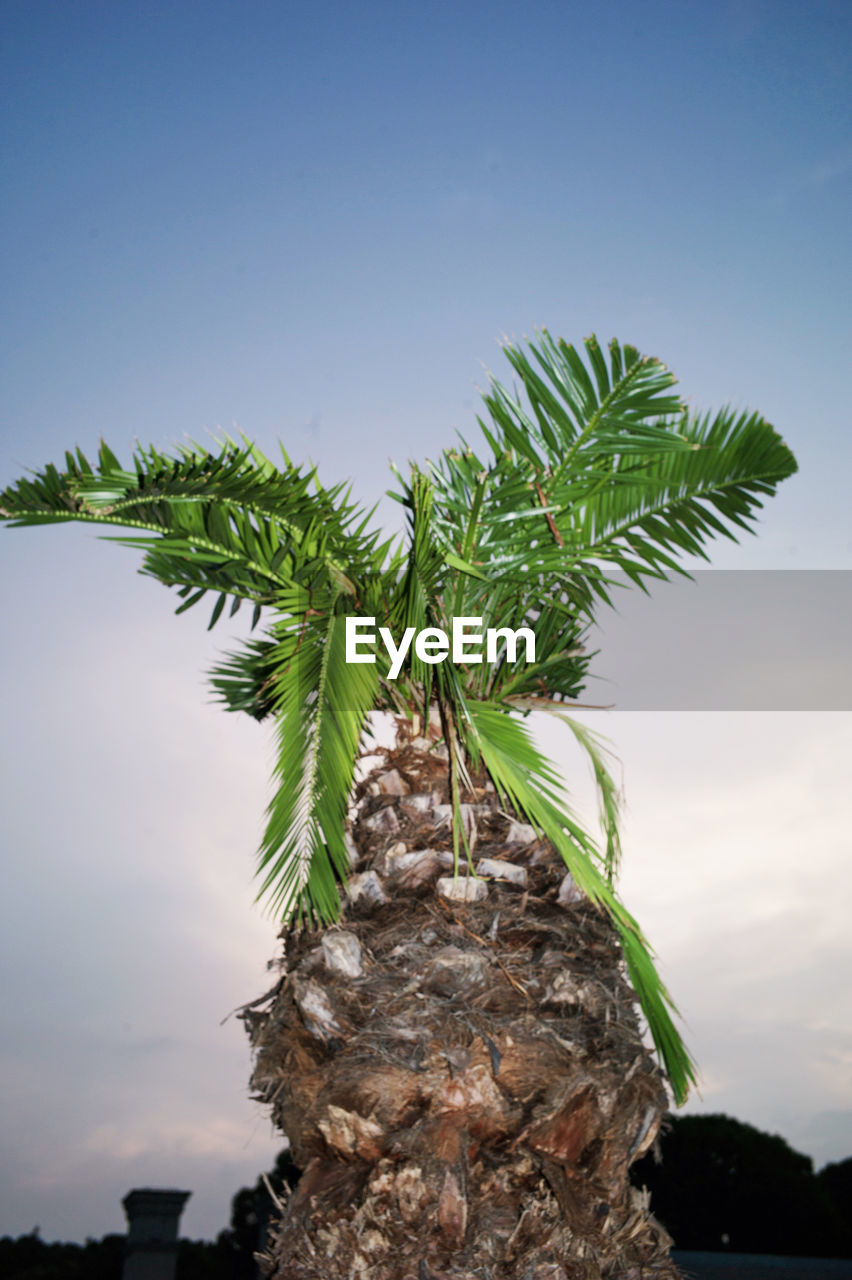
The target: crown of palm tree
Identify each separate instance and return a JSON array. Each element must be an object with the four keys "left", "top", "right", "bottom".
[{"left": 1, "top": 331, "right": 798, "bottom": 1104}]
